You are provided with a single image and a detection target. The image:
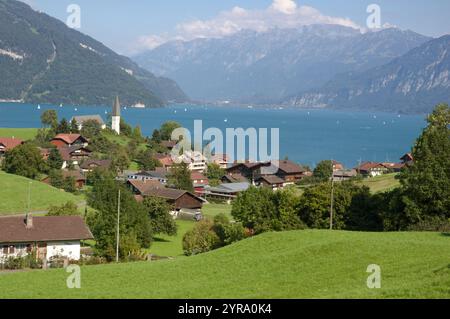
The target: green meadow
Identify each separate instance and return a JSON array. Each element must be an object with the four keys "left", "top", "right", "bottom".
[
  {"left": 359, "top": 173, "right": 401, "bottom": 193},
  {"left": 0, "top": 128, "right": 38, "bottom": 140},
  {"left": 0, "top": 171, "right": 84, "bottom": 215},
  {"left": 0, "top": 230, "right": 449, "bottom": 299}
]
